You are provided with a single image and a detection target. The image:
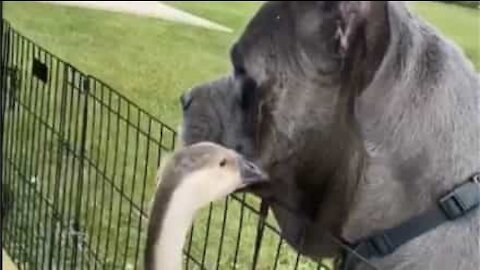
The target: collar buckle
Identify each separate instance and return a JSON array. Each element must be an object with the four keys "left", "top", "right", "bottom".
[{"left": 439, "top": 175, "right": 480, "bottom": 220}]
